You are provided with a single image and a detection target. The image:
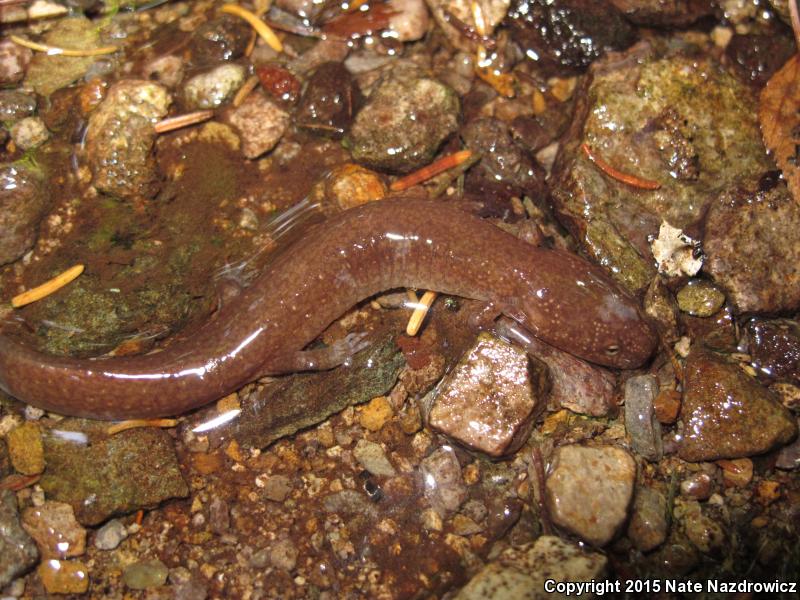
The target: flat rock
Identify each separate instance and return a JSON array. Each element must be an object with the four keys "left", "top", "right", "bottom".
[
  {"left": 545, "top": 444, "right": 636, "bottom": 546},
  {"left": 428, "top": 333, "right": 548, "bottom": 457},
  {"left": 624, "top": 374, "right": 663, "bottom": 461},
  {"left": 703, "top": 182, "right": 800, "bottom": 314},
  {"left": 678, "top": 350, "right": 797, "bottom": 461},
  {"left": 0, "top": 489, "right": 38, "bottom": 589},
  {"left": 454, "top": 535, "right": 607, "bottom": 599},
  {"left": 550, "top": 40, "right": 770, "bottom": 293},
  {"left": 40, "top": 423, "right": 188, "bottom": 526}
]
